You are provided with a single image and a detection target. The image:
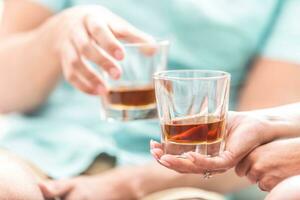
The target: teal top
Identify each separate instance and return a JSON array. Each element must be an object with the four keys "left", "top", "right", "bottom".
[{"left": 1, "top": 0, "right": 300, "bottom": 183}]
